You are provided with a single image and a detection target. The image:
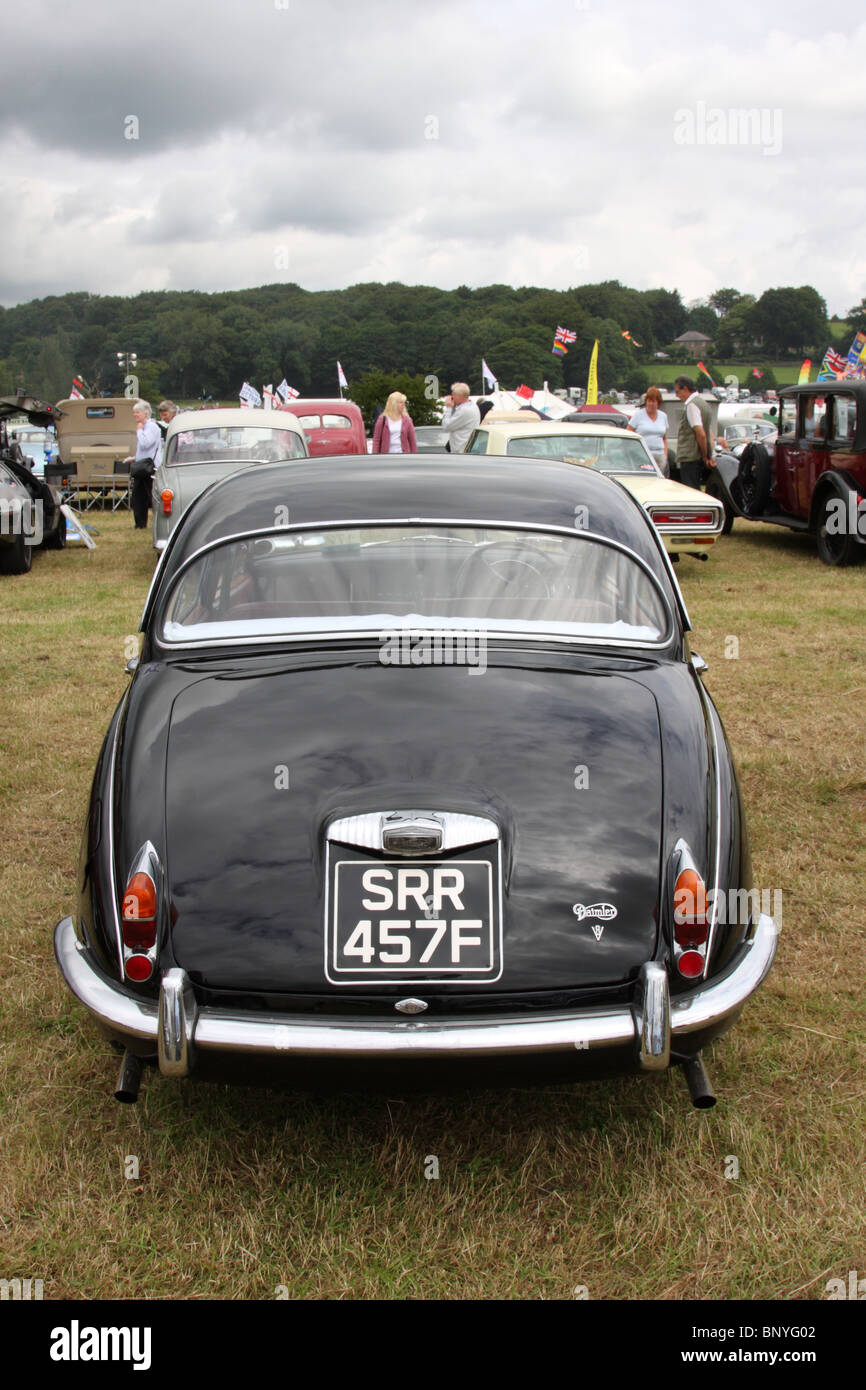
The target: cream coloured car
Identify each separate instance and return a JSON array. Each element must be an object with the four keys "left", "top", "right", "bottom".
[
  {"left": 152, "top": 408, "right": 308, "bottom": 550},
  {"left": 464, "top": 420, "right": 725, "bottom": 559}
]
